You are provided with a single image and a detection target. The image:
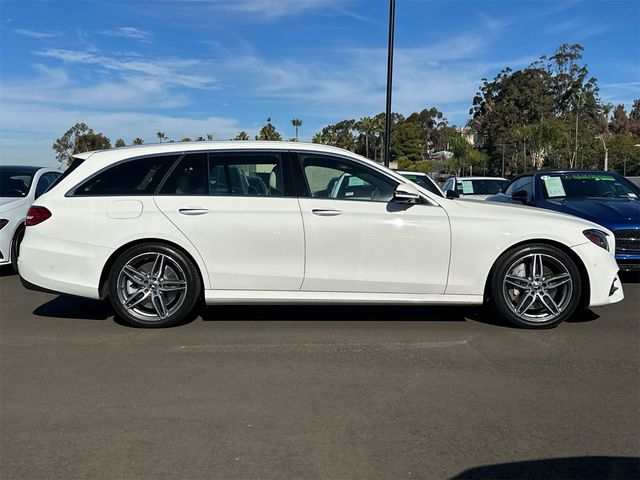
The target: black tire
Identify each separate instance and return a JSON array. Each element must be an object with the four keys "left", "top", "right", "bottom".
[
  {"left": 10, "top": 226, "right": 25, "bottom": 274},
  {"left": 489, "top": 243, "right": 582, "bottom": 329},
  {"left": 108, "top": 243, "right": 201, "bottom": 328}
]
